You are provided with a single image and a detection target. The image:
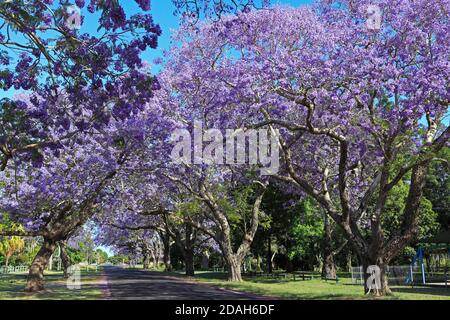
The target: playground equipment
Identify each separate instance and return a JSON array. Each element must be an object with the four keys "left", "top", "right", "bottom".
[
  {"left": 351, "top": 230, "right": 450, "bottom": 287},
  {"left": 407, "top": 230, "right": 450, "bottom": 287},
  {"left": 405, "top": 247, "right": 426, "bottom": 285},
  {"left": 351, "top": 265, "right": 421, "bottom": 286}
]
